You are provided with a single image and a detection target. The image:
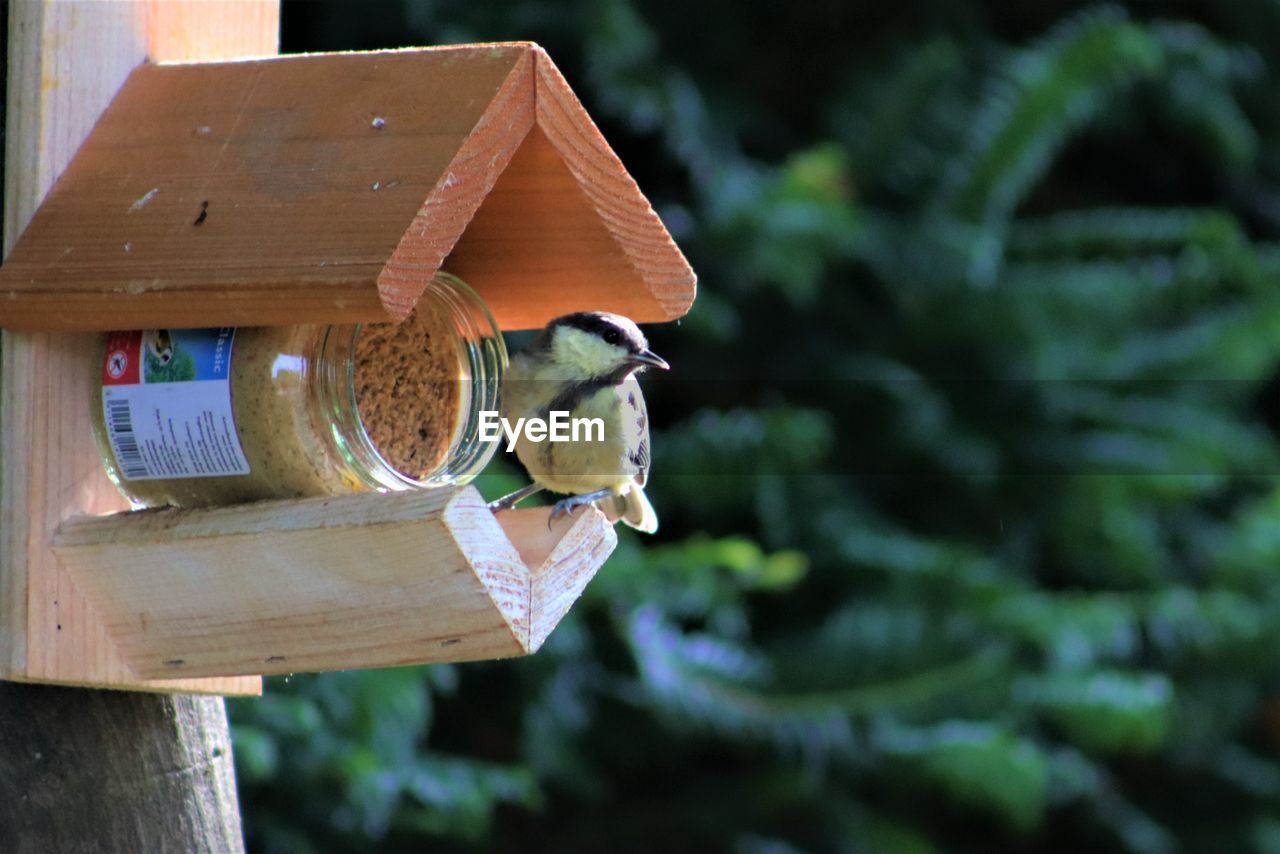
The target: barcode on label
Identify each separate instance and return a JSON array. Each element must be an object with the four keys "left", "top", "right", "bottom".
[{"left": 105, "top": 397, "right": 150, "bottom": 479}]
